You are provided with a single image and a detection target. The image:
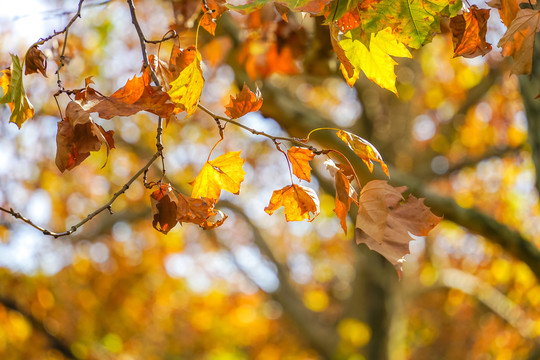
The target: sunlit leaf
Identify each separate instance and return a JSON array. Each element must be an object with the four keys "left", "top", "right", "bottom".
[
  {"left": 226, "top": 0, "right": 330, "bottom": 14},
  {"left": 325, "top": 159, "right": 358, "bottom": 234},
  {"left": 191, "top": 151, "right": 246, "bottom": 201},
  {"left": 265, "top": 184, "right": 320, "bottom": 222},
  {"left": 0, "top": 55, "right": 34, "bottom": 128},
  {"left": 450, "top": 6, "right": 492, "bottom": 58},
  {"left": 356, "top": 180, "right": 442, "bottom": 277},
  {"left": 336, "top": 130, "right": 389, "bottom": 177},
  {"left": 224, "top": 83, "right": 263, "bottom": 118},
  {"left": 177, "top": 194, "right": 227, "bottom": 229},
  {"left": 168, "top": 46, "right": 205, "bottom": 117},
  {"left": 288, "top": 147, "right": 315, "bottom": 182},
  {"left": 151, "top": 184, "right": 179, "bottom": 234},
  {"left": 487, "top": 0, "right": 520, "bottom": 28}
]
